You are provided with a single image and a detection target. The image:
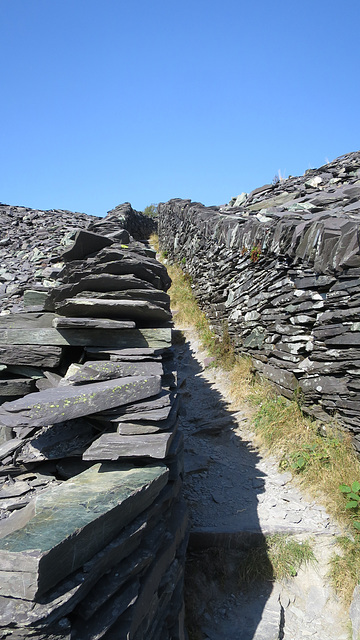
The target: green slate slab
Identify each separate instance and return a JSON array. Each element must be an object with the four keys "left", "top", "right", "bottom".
[
  {"left": 0, "top": 327, "right": 172, "bottom": 348},
  {"left": 0, "top": 375, "right": 161, "bottom": 428},
  {"left": 0, "top": 462, "right": 168, "bottom": 600},
  {"left": 23, "top": 290, "right": 49, "bottom": 308}
]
